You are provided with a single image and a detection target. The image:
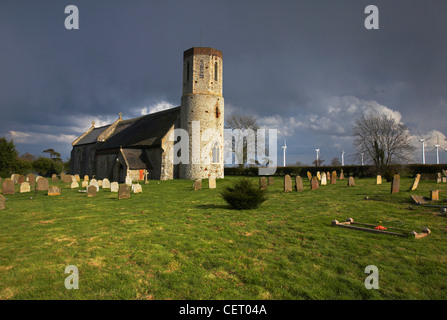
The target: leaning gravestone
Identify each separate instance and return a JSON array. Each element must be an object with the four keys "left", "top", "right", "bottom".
[
  {"left": 87, "top": 185, "right": 97, "bottom": 197},
  {"left": 48, "top": 186, "right": 61, "bottom": 196},
  {"left": 316, "top": 172, "right": 321, "bottom": 181},
  {"left": 259, "top": 177, "right": 267, "bottom": 190},
  {"left": 268, "top": 177, "right": 274, "bottom": 186},
  {"left": 284, "top": 175, "right": 292, "bottom": 192},
  {"left": 20, "top": 182, "right": 31, "bottom": 193},
  {"left": 2, "top": 179, "right": 15, "bottom": 195},
  {"left": 37, "top": 178, "right": 49, "bottom": 191},
  {"left": 0, "top": 195, "right": 5, "bottom": 210},
  {"left": 118, "top": 184, "right": 131, "bottom": 199},
  {"left": 208, "top": 176, "right": 216, "bottom": 189},
  {"left": 376, "top": 175, "right": 382, "bottom": 185},
  {"left": 410, "top": 174, "right": 421, "bottom": 191},
  {"left": 331, "top": 171, "right": 337, "bottom": 185},
  {"left": 310, "top": 176, "right": 319, "bottom": 190},
  {"left": 391, "top": 174, "right": 400, "bottom": 194},
  {"left": 193, "top": 179, "right": 202, "bottom": 191},
  {"left": 102, "top": 179, "right": 111, "bottom": 189},
  {"left": 306, "top": 171, "right": 312, "bottom": 181},
  {"left": 321, "top": 172, "right": 327, "bottom": 186},
  {"left": 295, "top": 176, "right": 303, "bottom": 192},
  {"left": 347, "top": 177, "right": 355, "bottom": 187},
  {"left": 110, "top": 182, "right": 119, "bottom": 193}
]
